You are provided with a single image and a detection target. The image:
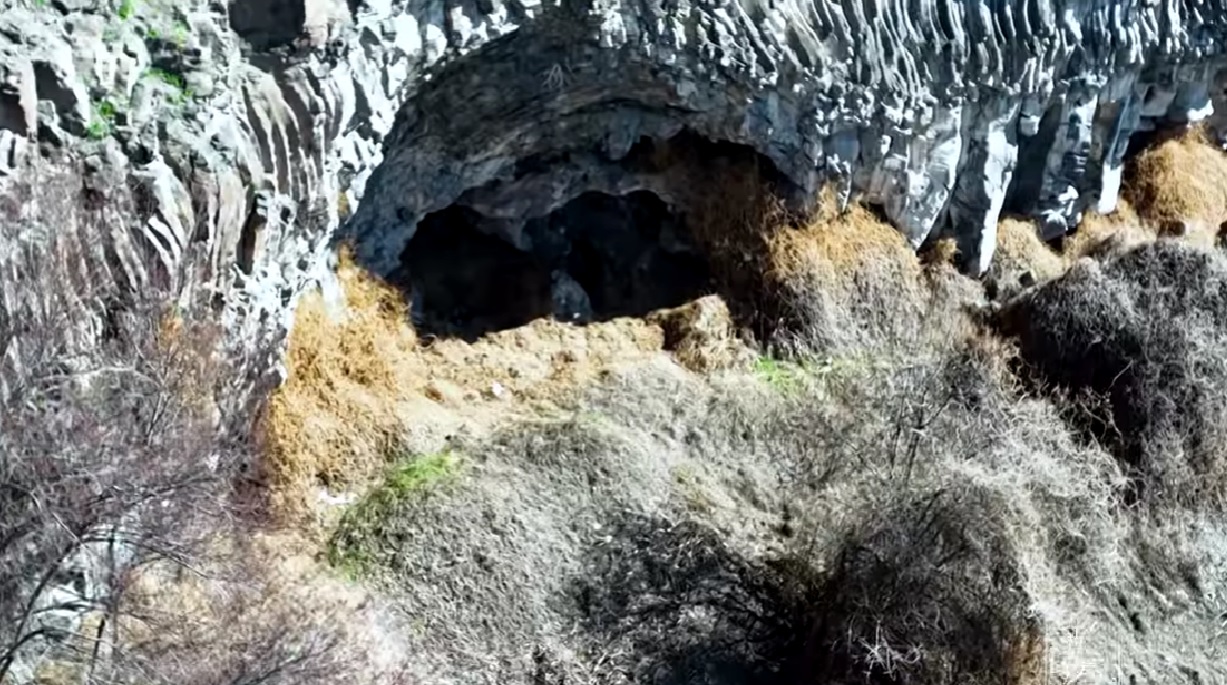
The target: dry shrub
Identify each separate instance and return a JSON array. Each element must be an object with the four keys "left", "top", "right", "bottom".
[
  {"left": 646, "top": 295, "right": 755, "bottom": 372},
  {"left": 645, "top": 137, "right": 946, "bottom": 353},
  {"left": 806, "top": 487, "right": 1043, "bottom": 685},
  {"left": 998, "top": 241, "right": 1227, "bottom": 506},
  {"left": 154, "top": 309, "right": 227, "bottom": 426},
  {"left": 1123, "top": 126, "right": 1227, "bottom": 227},
  {"left": 668, "top": 143, "right": 790, "bottom": 337},
  {"left": 263, "top": 247, "right": 424, "bottom": 518},
  {"left": 0, "top": 166, "right": 275, "bottom": 684},
  {"left": 112, "top": 532, "right": 406, "bottom": 685},
  {"left": 990, "top": 217, "right": 1066, "bottom": 293},
  {"left": 1063, "top": 201, "right": 1155, "bottom": 262},
  {"left": 765, "top": 189, "right": 932, "bottom": 353}
]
